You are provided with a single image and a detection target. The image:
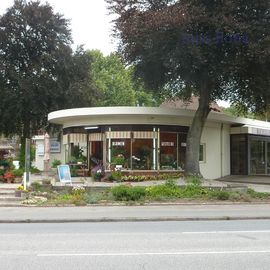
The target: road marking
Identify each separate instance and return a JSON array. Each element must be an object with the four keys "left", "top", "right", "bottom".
[
  {"left": 182, "top": 230, "right": 270, "bottom": 234},
  {"left": 38, "top": 250, "right": 270, "bottom": 257}
]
